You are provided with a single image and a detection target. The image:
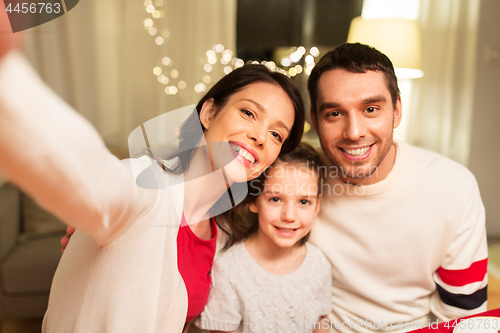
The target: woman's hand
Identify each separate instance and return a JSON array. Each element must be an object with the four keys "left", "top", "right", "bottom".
[{"left": 60, "top": 226, "right": 76, "bottom": 253}]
